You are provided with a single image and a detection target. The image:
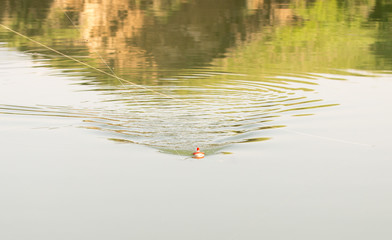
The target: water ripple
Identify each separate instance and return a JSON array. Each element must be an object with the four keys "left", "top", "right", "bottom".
[{"left": 0, "top": 72, "right": 338, "bottom": 154}]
